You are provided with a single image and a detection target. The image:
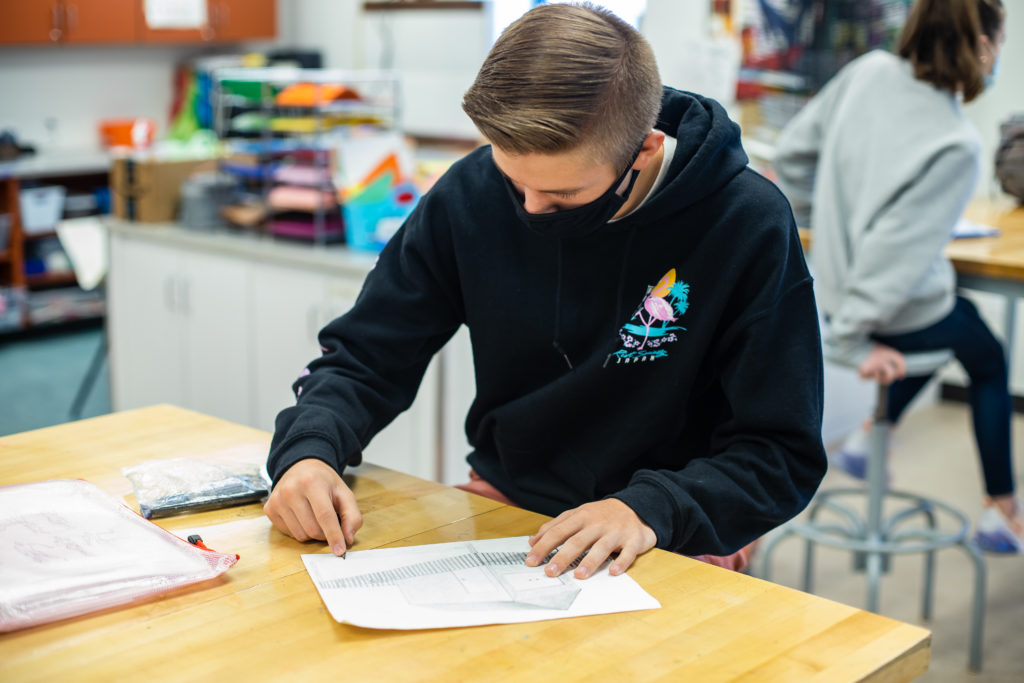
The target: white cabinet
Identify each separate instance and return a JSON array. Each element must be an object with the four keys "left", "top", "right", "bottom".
[
  {"left": 440, "top": 326, "right": 474, "bottom": 485},
  {"left": 107, "top": 235, "right": 252, "bottom": 426},
  {"left": 107, "top": 224, "right": 459, "bottom": 482},
  {"left": 107, "top": 236, "right": 184, "bottom": 408},
  {"left": 248, "top": 259, "right": 441, "bottom": 481},
  {"left": 248, "top": 264, "right": 345, "bottom": 431}
]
